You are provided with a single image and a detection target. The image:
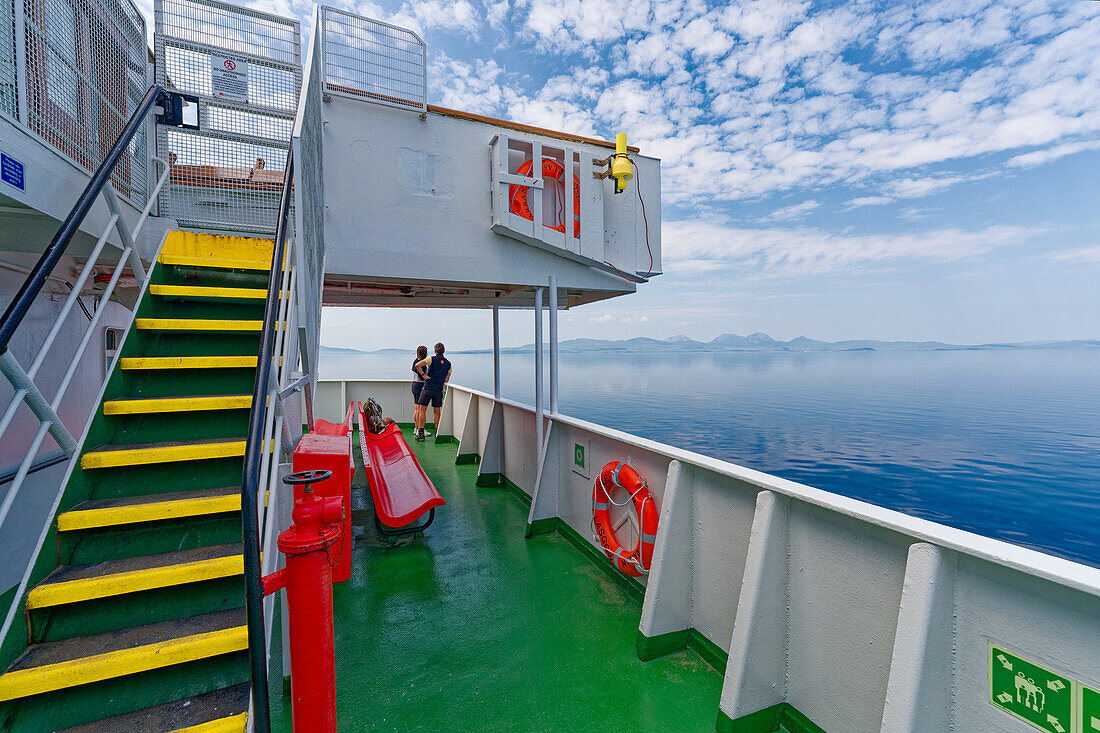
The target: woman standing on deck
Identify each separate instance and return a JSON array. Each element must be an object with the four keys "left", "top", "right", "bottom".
[{"left": 412, "top": 345, "right": 428, "bottom": 410}]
